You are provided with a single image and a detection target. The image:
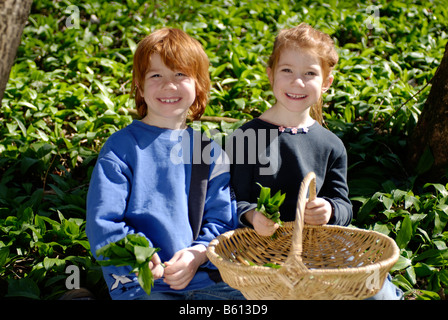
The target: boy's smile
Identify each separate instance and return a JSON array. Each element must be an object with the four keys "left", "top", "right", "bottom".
[{"left": 158, "top": 97, "right": 182, "bottom": 103}]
